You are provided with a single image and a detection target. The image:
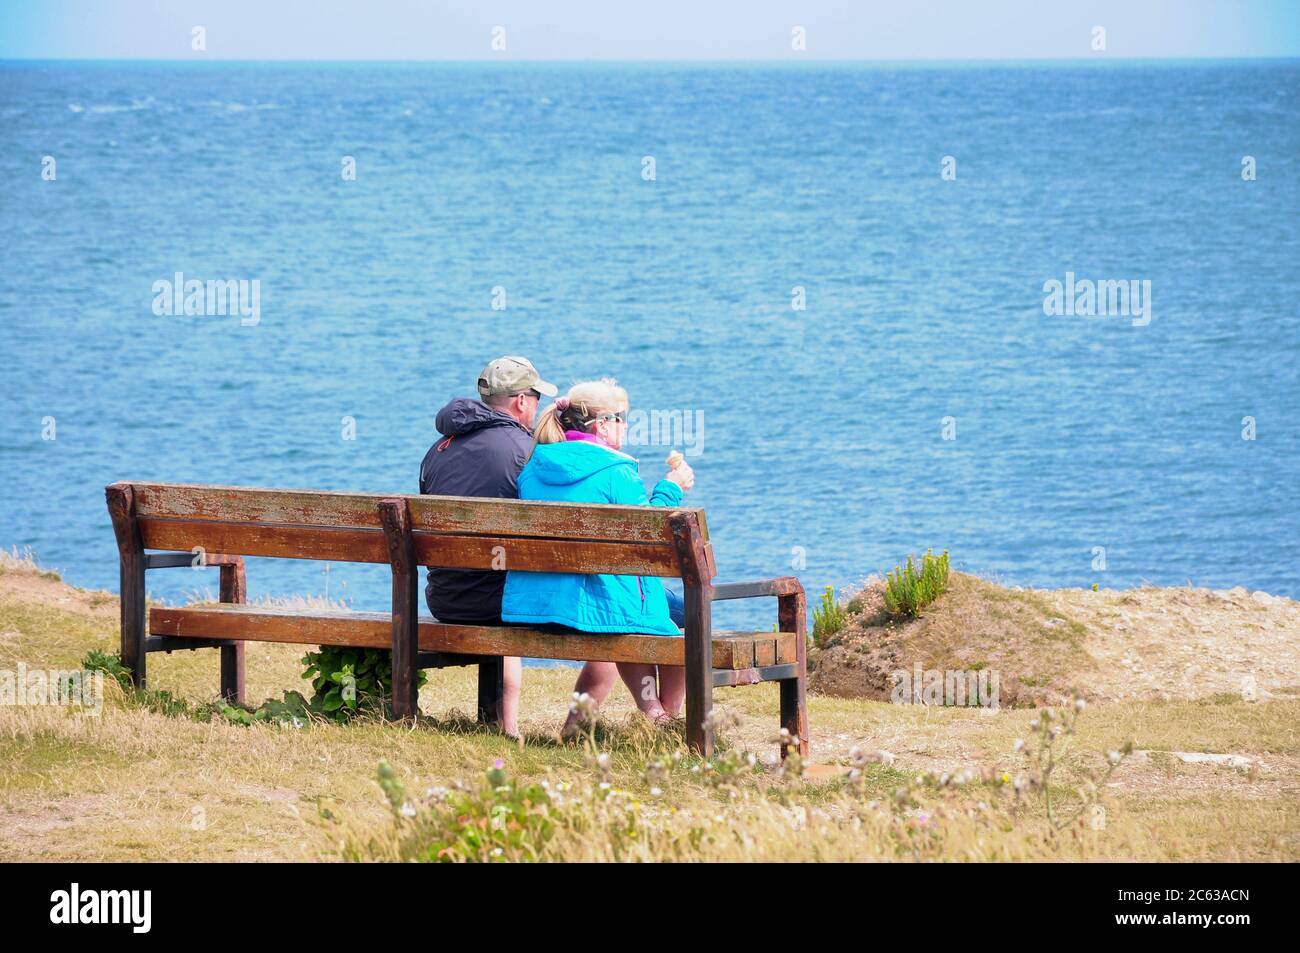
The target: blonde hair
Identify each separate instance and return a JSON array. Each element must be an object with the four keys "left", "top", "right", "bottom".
[{"left": 532, "top": 378, "right": 629, "bottom": 447}]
